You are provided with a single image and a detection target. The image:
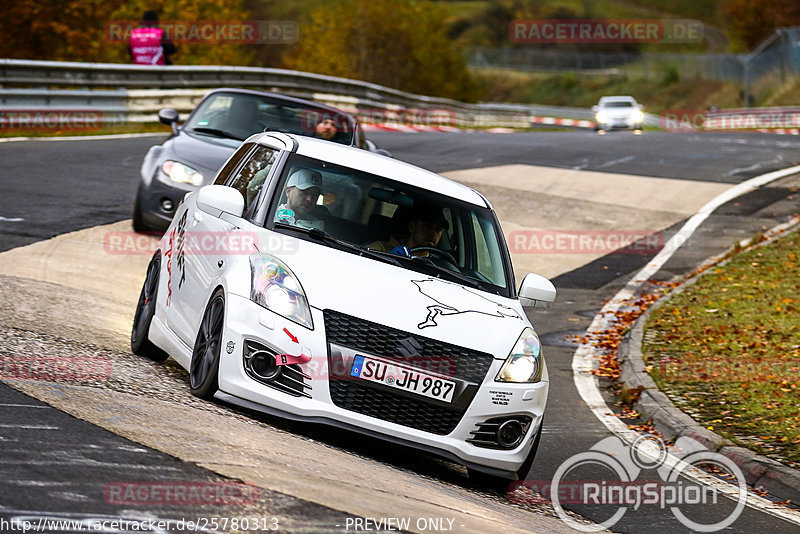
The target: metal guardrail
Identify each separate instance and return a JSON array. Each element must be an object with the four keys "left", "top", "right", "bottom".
[{"left": 0, "top": 59, "right": 599, "bottom": 128}]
